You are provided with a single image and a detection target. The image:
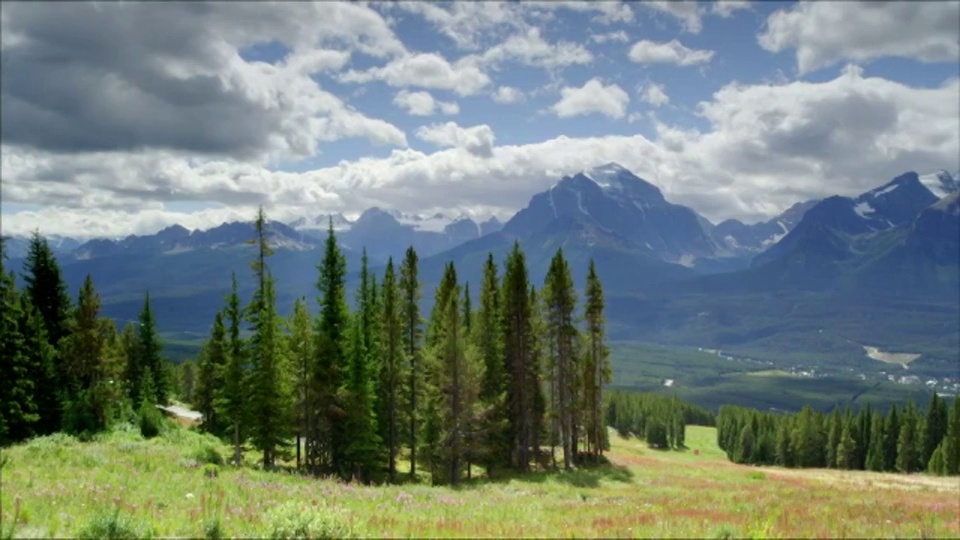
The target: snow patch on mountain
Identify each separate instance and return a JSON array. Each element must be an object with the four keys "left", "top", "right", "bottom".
[{"left": 853, "top": 201, "right": 875, "bottom": 219}]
